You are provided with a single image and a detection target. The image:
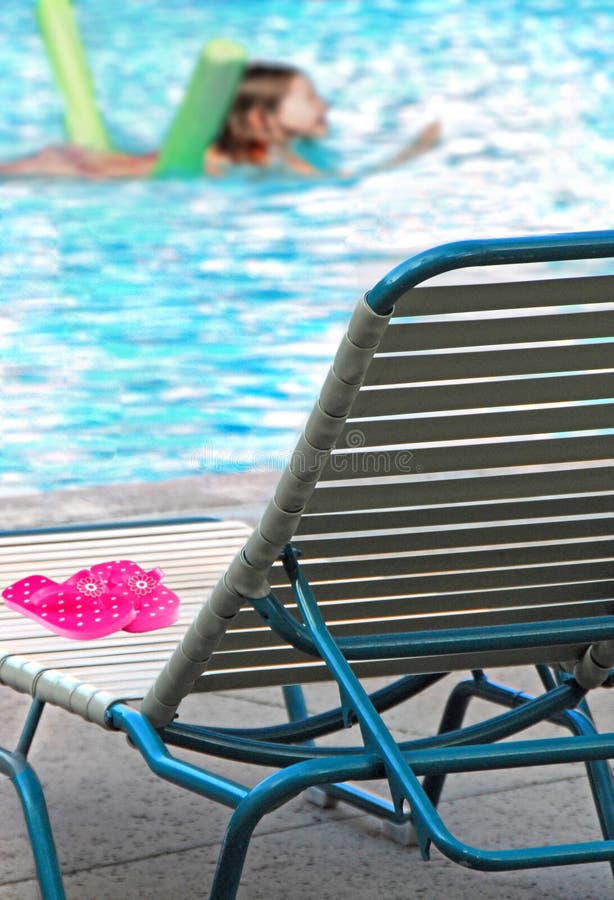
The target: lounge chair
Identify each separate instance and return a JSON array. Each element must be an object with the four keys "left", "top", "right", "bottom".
[{"left": 2, "top": 229, "right": 614, "bottom": 899}]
